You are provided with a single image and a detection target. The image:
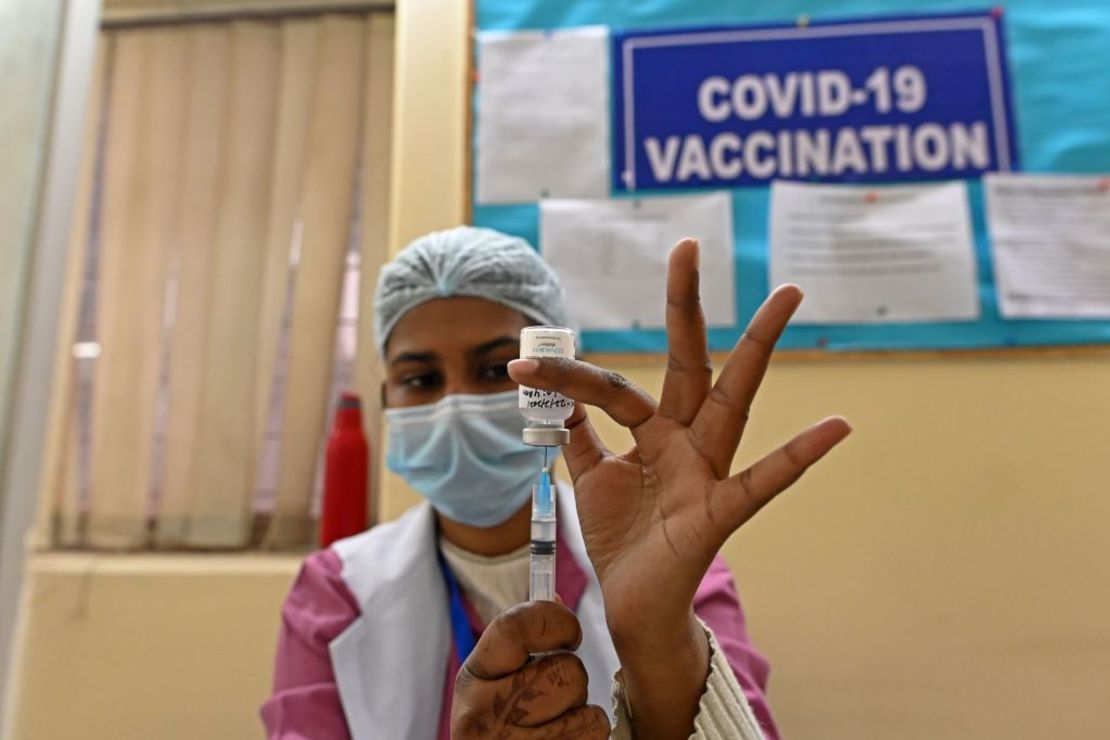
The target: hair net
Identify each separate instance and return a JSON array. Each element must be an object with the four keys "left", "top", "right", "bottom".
[{"left": 374, "top": 226, "right": 570, "bottom": 353}]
